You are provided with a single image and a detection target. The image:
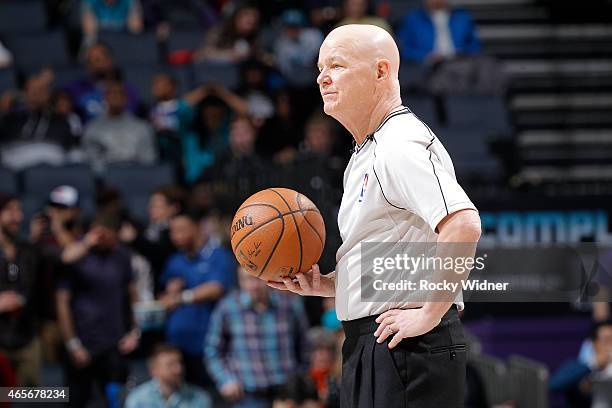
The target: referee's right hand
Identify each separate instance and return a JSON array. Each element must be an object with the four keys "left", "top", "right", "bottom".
[{"left": 267, "top": 264, "right": 335, "bottom": 298}]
